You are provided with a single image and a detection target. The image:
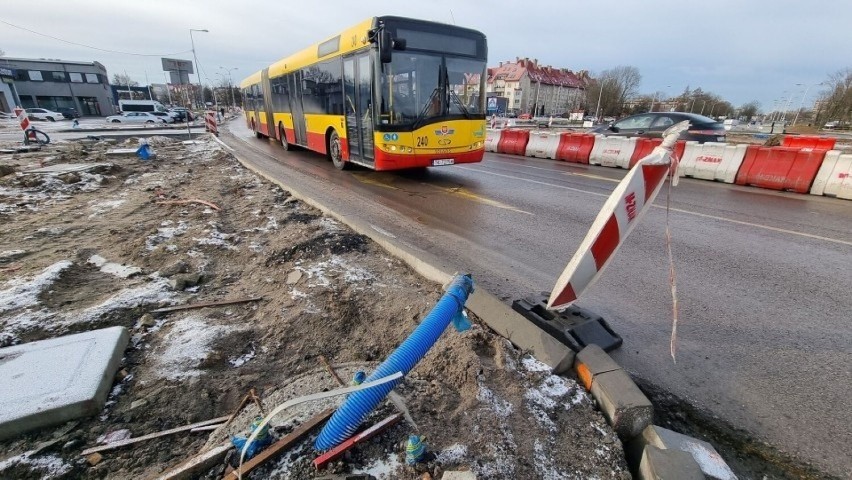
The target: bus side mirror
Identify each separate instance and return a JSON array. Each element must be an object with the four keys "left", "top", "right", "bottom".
[
  {"left": 380, "top": 30, "right": 392, "bottom": 63},
  {"left": 393, "top": 38, "right": 406, "bottom": 50}
]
